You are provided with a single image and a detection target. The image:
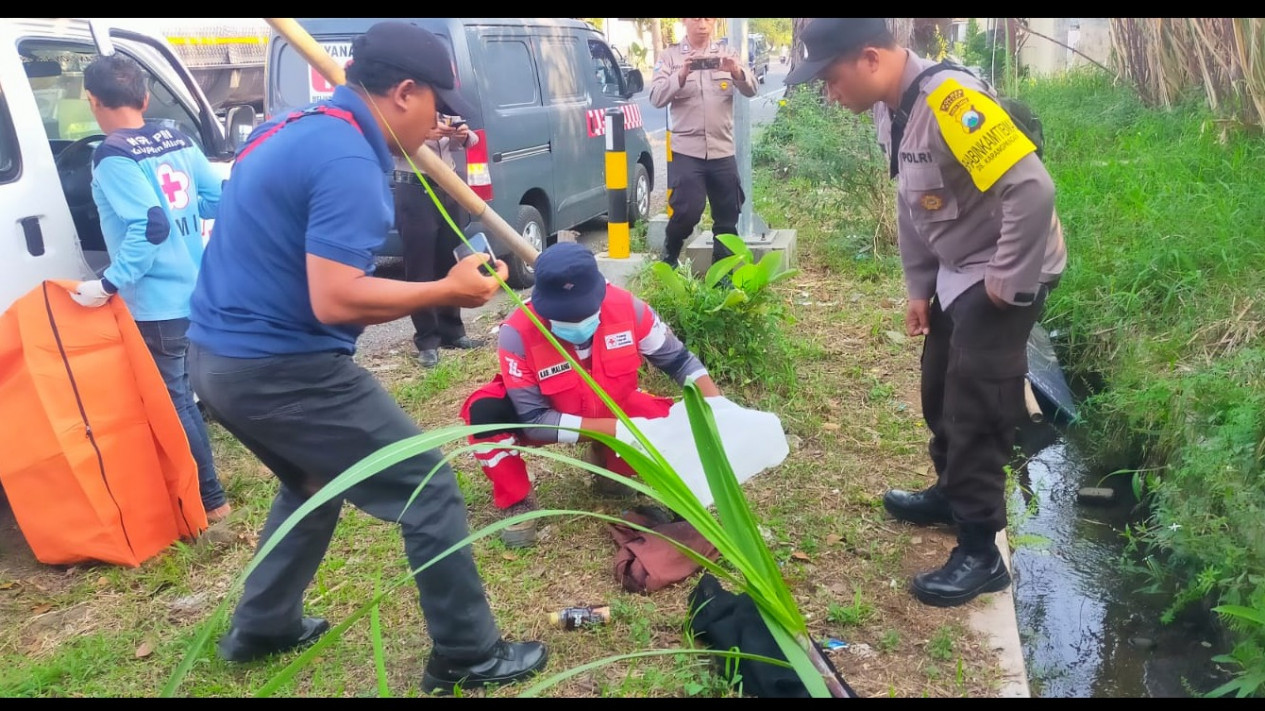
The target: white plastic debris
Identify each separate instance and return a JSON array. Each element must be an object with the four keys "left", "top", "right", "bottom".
[{"left": 619, "top": 396, "right": 789, "bottom": 509}]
